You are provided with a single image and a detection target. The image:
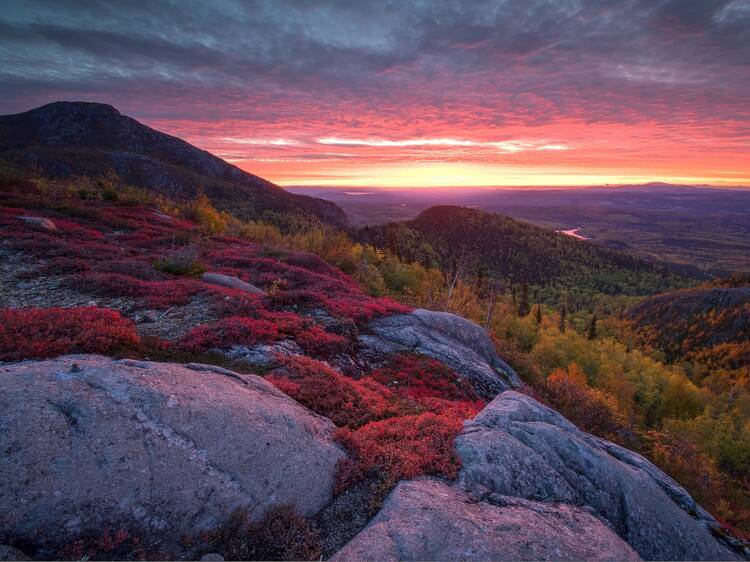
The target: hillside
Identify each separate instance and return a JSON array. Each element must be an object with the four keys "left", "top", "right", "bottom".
[
  {"left": 1, "top": 174, "right": 747, "bottom": 560},
  {"left": 357, "top": 205, "right": 688, "bottom": 301},
  {"left": 628, "top": 277, "right": 750, "bottom": 368},
  {"left": 0, "top": 102, "right": 346, "bottom": 226}
]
